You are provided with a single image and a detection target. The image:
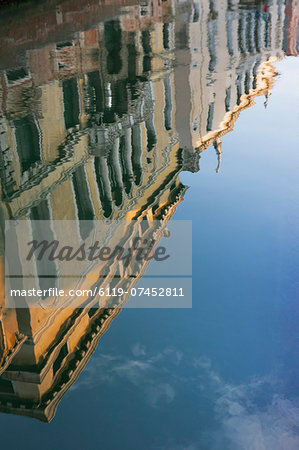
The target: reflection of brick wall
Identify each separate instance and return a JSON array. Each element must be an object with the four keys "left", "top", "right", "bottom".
[{"left": 0, "top": 0, "right": 138, "bottom": 68}]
